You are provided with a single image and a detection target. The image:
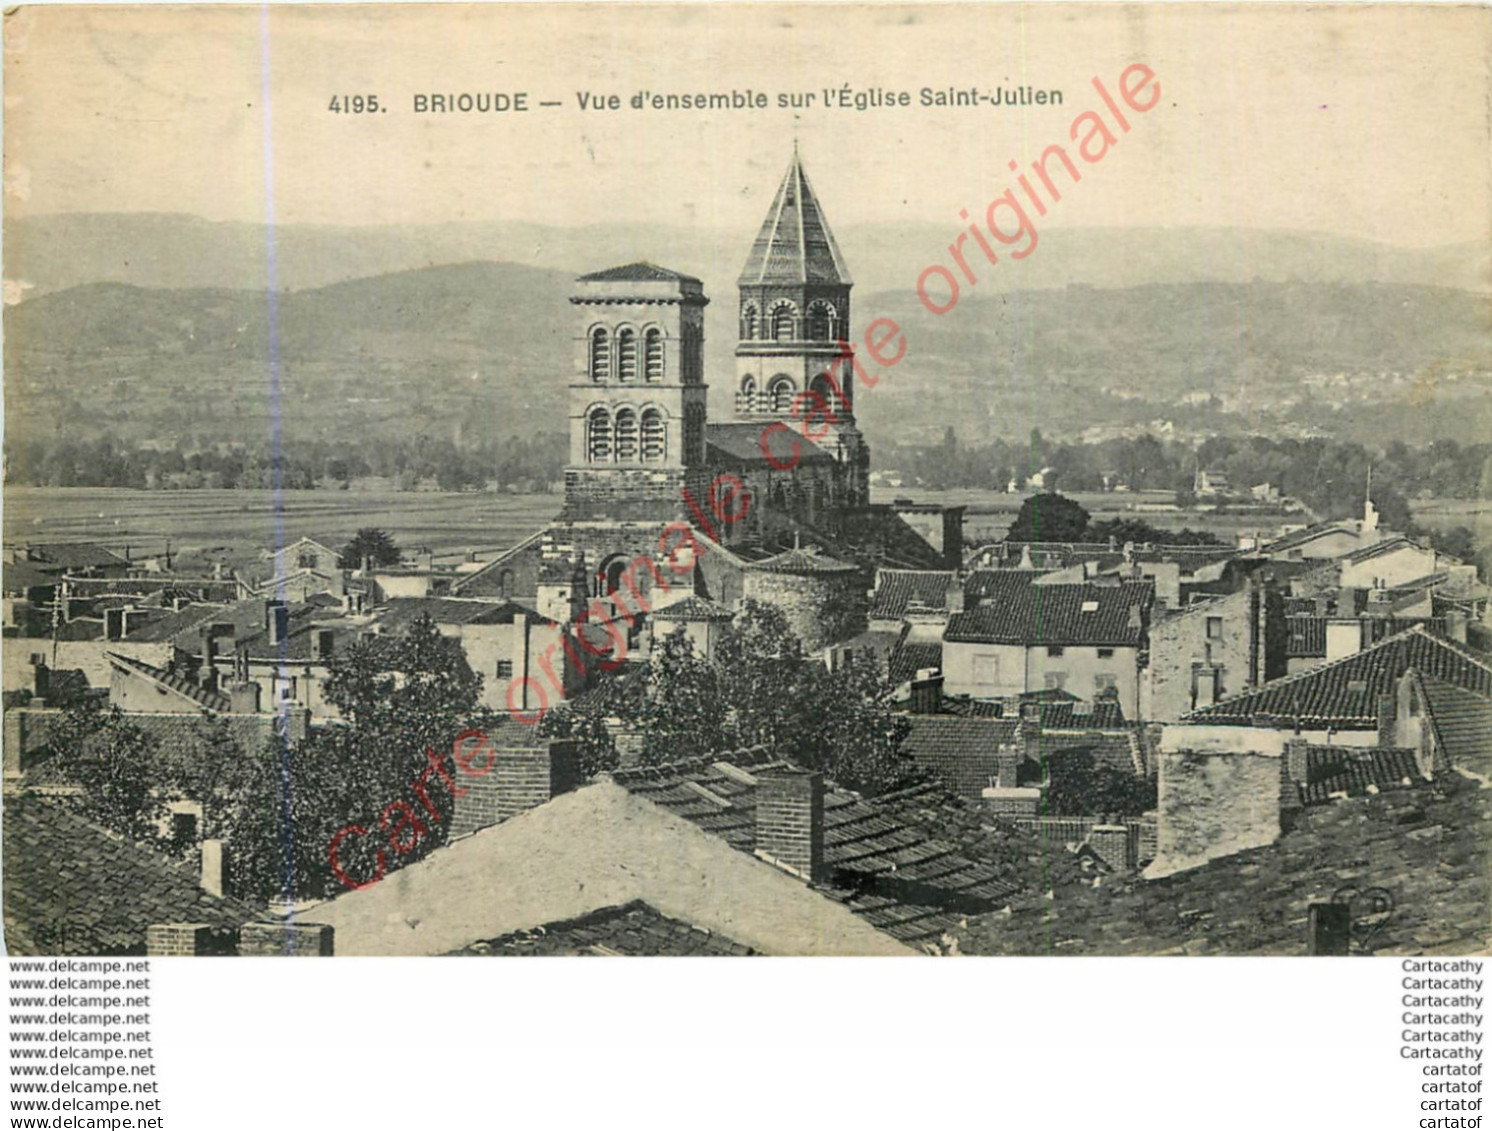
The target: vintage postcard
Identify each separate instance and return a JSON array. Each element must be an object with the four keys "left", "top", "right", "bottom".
[{"left": 2, "top": 3, "right": 1489, "bottom": 961}]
